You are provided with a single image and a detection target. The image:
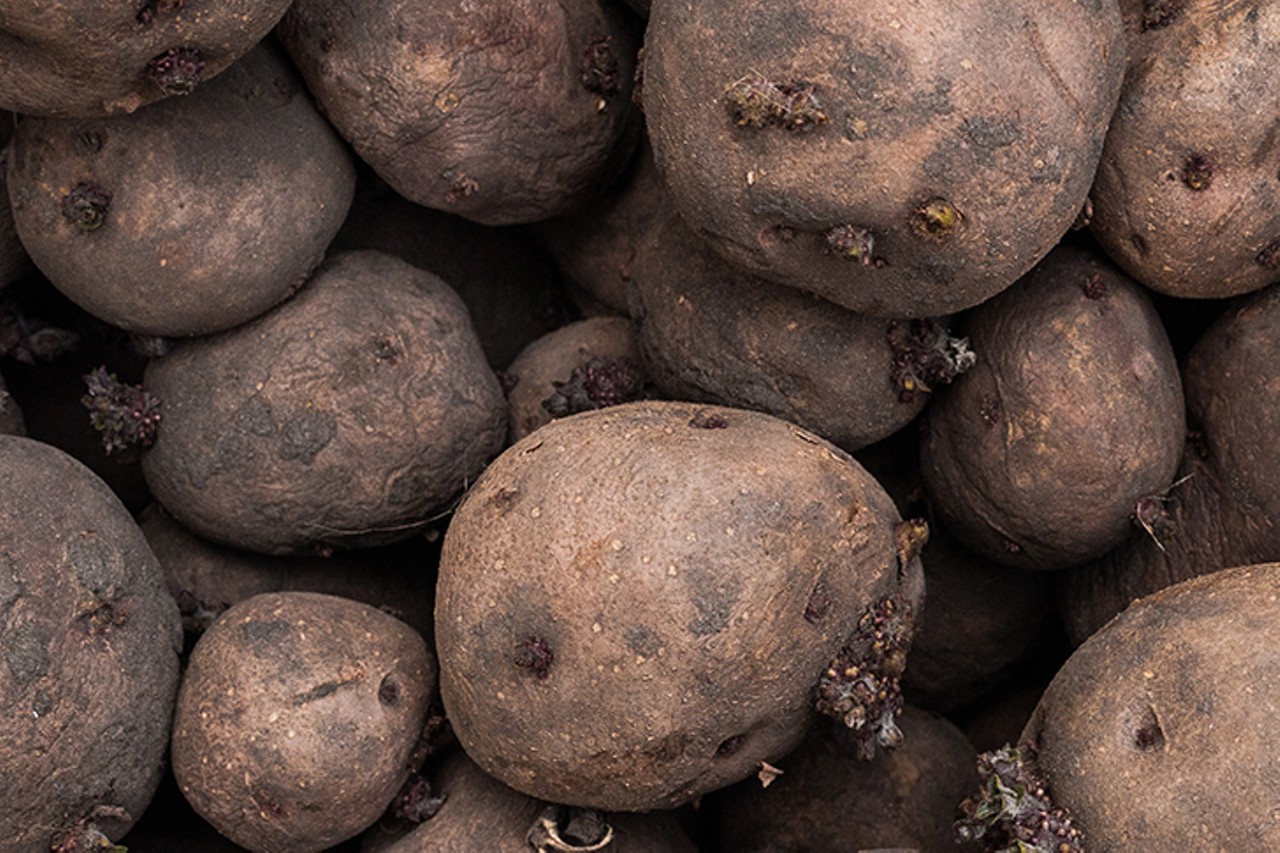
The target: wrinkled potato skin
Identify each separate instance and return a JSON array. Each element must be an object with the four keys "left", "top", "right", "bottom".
[
  {"left": 921, "top": 243, "right": 1184, "bottom": 570},
  {"left": 143, "top": 251, "right": 507, "bottom": 555},
  {"left": 278, "top": 0, "right": 640, "bottom": 225},
  {"left": 6, "top": 44, "right": 355, "bottom": 337},
  {"left": 1026, "top": 564, "right": 1280, "bottom": 850},
  {"left": 644, "top": 0, "right": 1125, "bottom": 316},
  {"left": 172, "top": 592, "right": 435, "bottom": 852},
  {"left": 631, "top": 210, "right": 926, "bottom": 451},
  {"left": 0, "top": 436, "right": 182, "bottom": 851},
  {"left": 504, "top": 315, "right": 644, "bottom": 442},
  {"left": 1091, "top": 2, "right": 1280, "bottom": 298},
  {"left": 0, "top": 0, "right": 291, "bottom": 117},
  {"left": 437, "top": 401, "right": 922, "bottom": 811}
]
